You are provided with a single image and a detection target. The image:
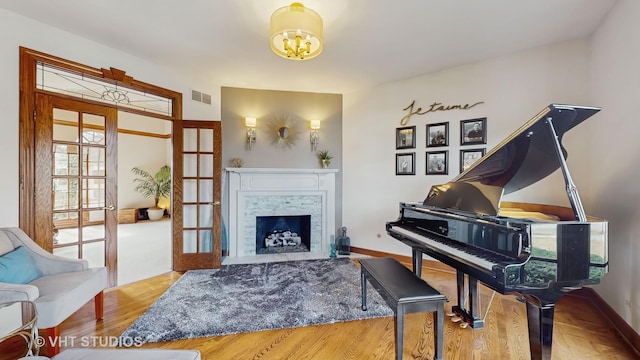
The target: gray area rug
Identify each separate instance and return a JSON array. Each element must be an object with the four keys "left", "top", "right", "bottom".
[{"left": 121, "top": 258, "right": 393, "bottom": 343}]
